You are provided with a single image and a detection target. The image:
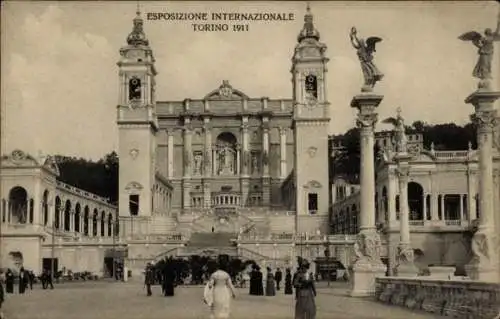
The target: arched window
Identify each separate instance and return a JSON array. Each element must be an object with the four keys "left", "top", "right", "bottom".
[{"left": 129, "top": 77, "right": 141, "bottom": 100}]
